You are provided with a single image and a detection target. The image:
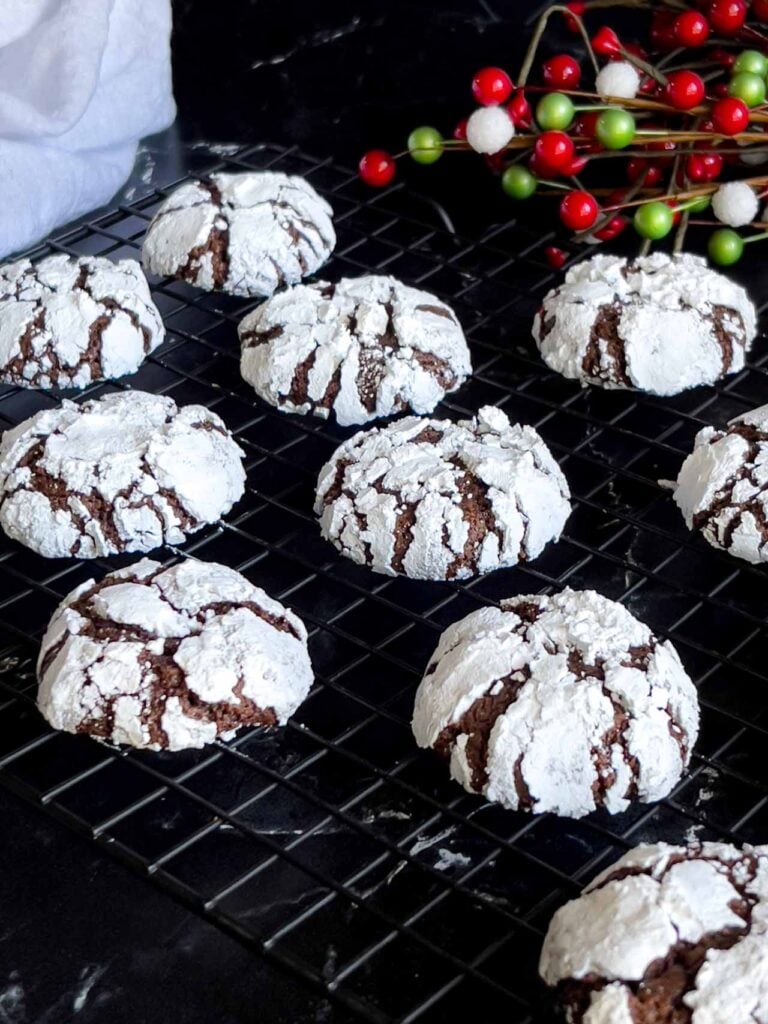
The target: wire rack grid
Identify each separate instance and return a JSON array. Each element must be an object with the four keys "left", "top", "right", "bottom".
[{"left": 0, "top": 142, "right": 767, "bottom": 1023}]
